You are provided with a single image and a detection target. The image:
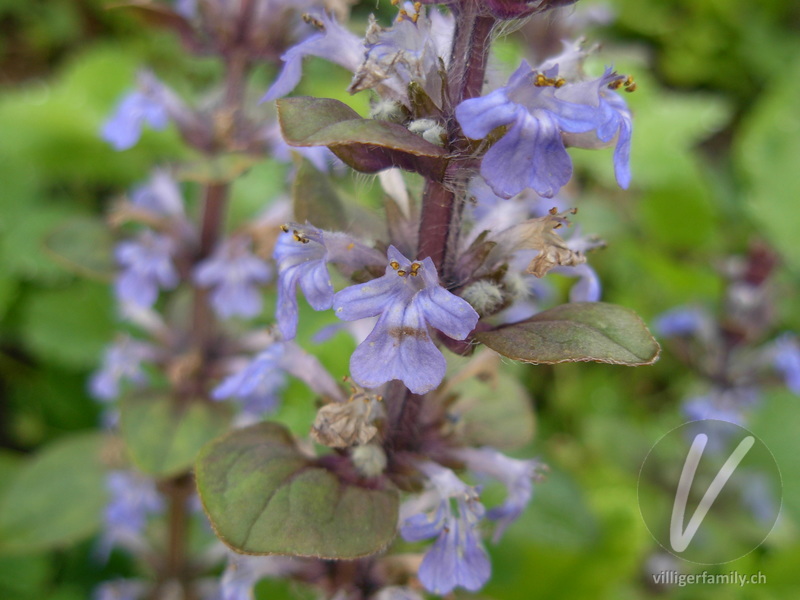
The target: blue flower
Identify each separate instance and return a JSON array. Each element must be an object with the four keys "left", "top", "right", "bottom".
[
  {"left": 400, "top": 463, "right": 490, "bottom": 594},
  {"left": 274, "top": 223, "right": 384, "bottom": 340},
  {"left": 262, "top": 12, "right": 364, "bottom": 102},
  {"left": 682, "top": 387, "right": 759, "bottom": 426},
  {"left": 455, "top": 447, "right": 542, "bottom": 541},
  {"left": 273, "top": 224, "right": 335, "bottom": 339},
  {"left": 90, "top": 336, "right": 154, "bottom": 402},
  {"left": 333, "top": 246, "right": 479, "bottom": 394},
  {"left": 100, "top": 471, "right": 163, "bottom": 557},
  {"left": 194, "top": 238, "right": 272, "bottom": 319},
  {"left": 130, "top": 170, "right": 185, "bottom": 217},
  {"left": 456, "top": 59, "right": 632, "bottom": 198},
  {"left": 654, "top": 307, "right": 709, "bottom": 338},
  {"left": 115, "top": 230, "right": 179, "bottom": 308},
  {"left": 219, "top": 554, "right": 304, "bottom": 600},
  {"left": 772, "top": 334, "right": 800, "bottom": 394},
  {"left": 101, "top": 91, "right": 168, "bottom": 151},
  {"left": 94, "top": 580, "right": 145, "bottom": 600},
  {"left": 213, "top": 344, "right": 288, "bottom": 418}
]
